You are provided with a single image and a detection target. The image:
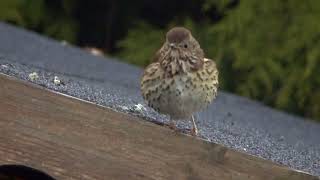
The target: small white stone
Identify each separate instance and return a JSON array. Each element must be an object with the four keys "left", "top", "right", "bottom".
[
  {"left": 61, "top": 40, "right": 68, "bottom": 46},
  {"left": 54, "top": 76, "right": 61, "bottom": 85},
  {"left": 84, "top": 47, "right": 104, "bottom": 57},
  {"left": 28, "top": 72, "right": 39, "bottom": 81},
  {"left": 134, "top": 104, "right": 146, "bottom": 111},
  {"left": 1, "top": 64, "right": 8, "bottom": 68},
  {"left": 119, "top": 105, "right": 129, "bottom": 111}
]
